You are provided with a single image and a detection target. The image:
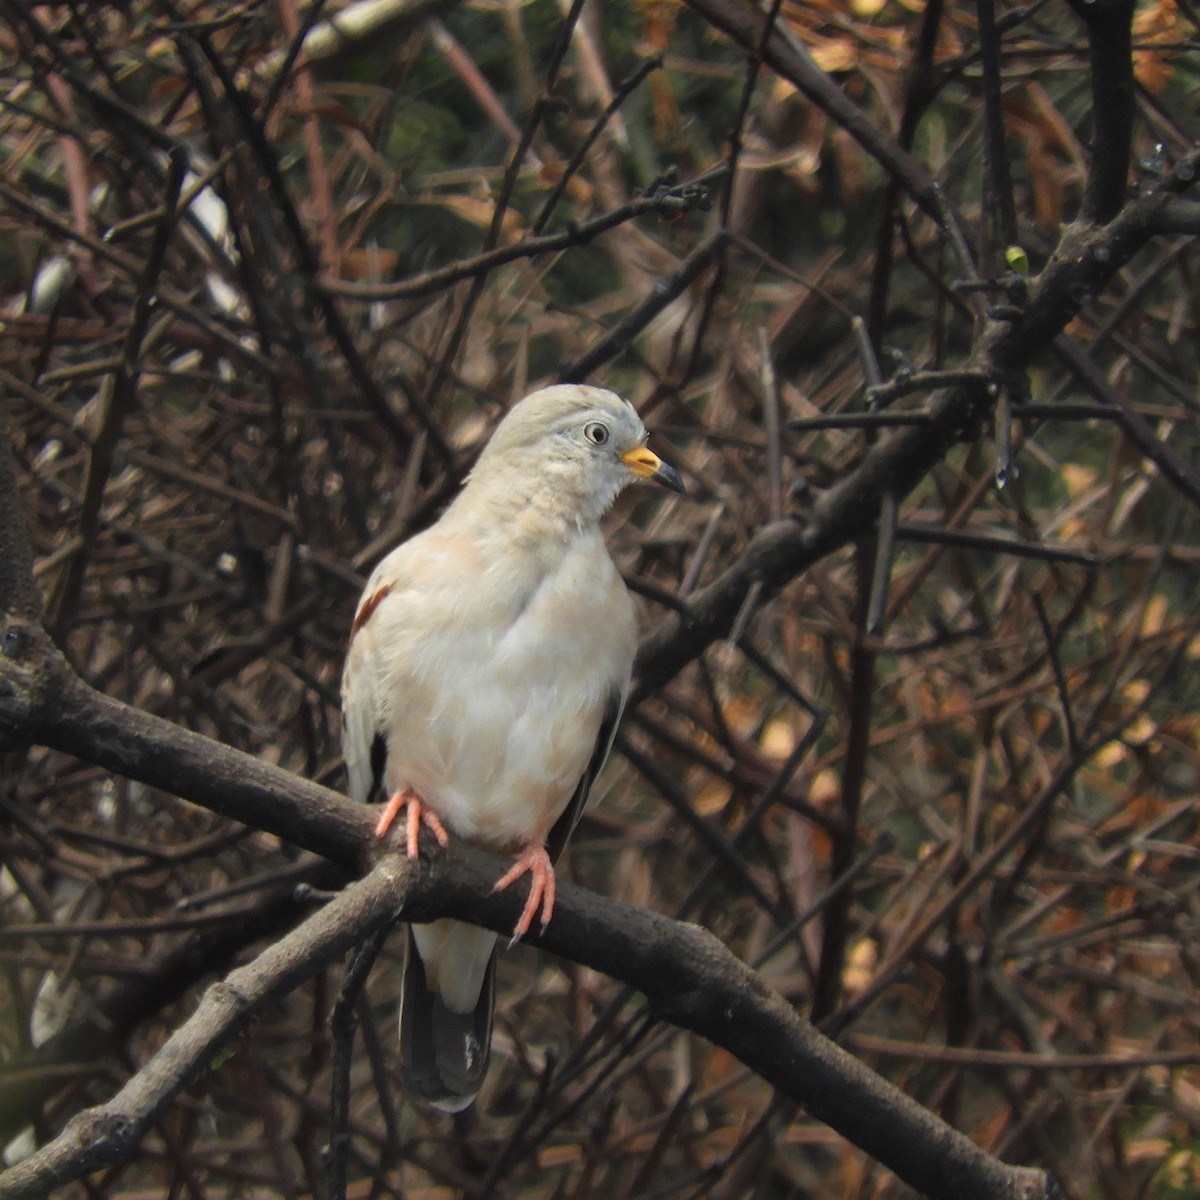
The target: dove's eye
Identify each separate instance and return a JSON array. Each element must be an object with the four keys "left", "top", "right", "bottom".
[{"left": 583, "top": 422, "right": 609, "bottom": 446}]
